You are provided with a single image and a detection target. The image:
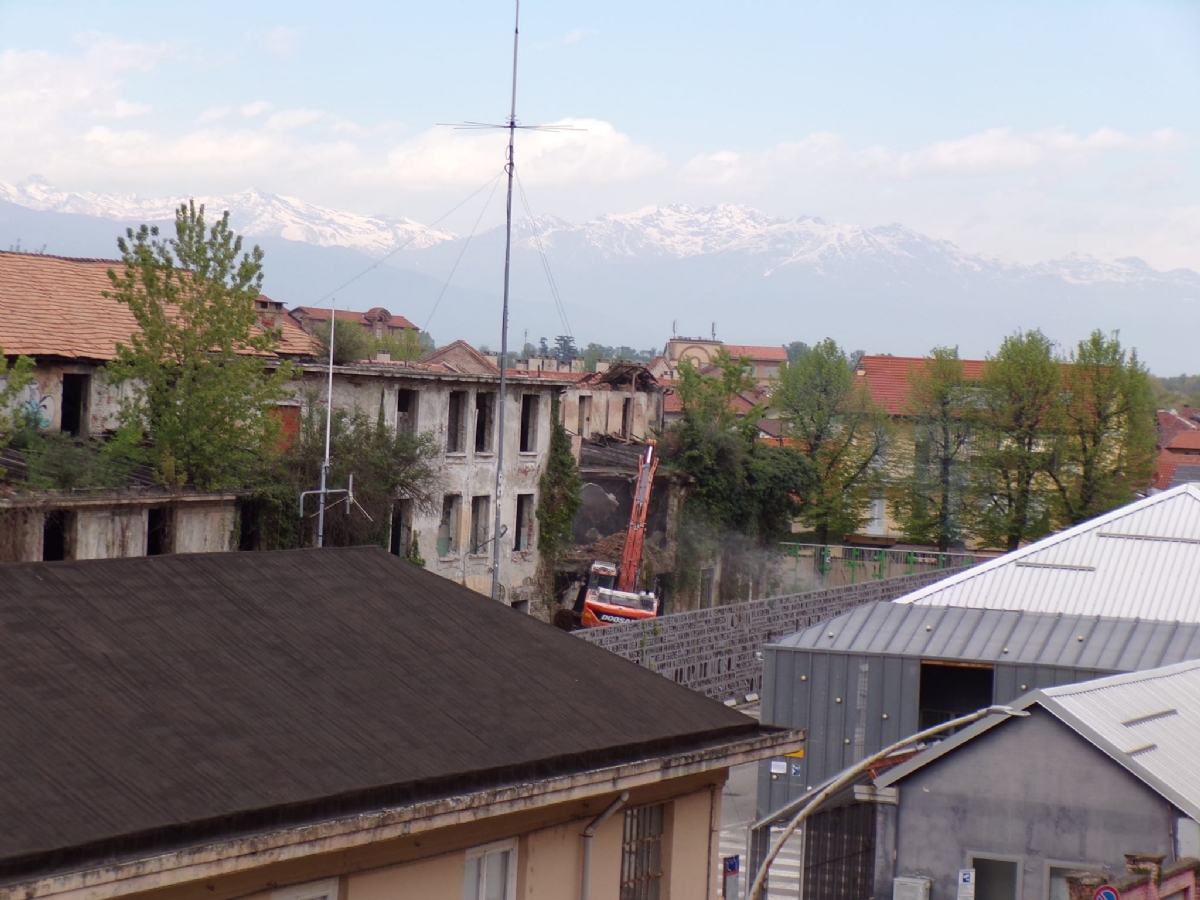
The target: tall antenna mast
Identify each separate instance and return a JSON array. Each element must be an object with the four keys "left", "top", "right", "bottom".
[{"left": 489, "top": 0, "right": 520, "bottom": 603}]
